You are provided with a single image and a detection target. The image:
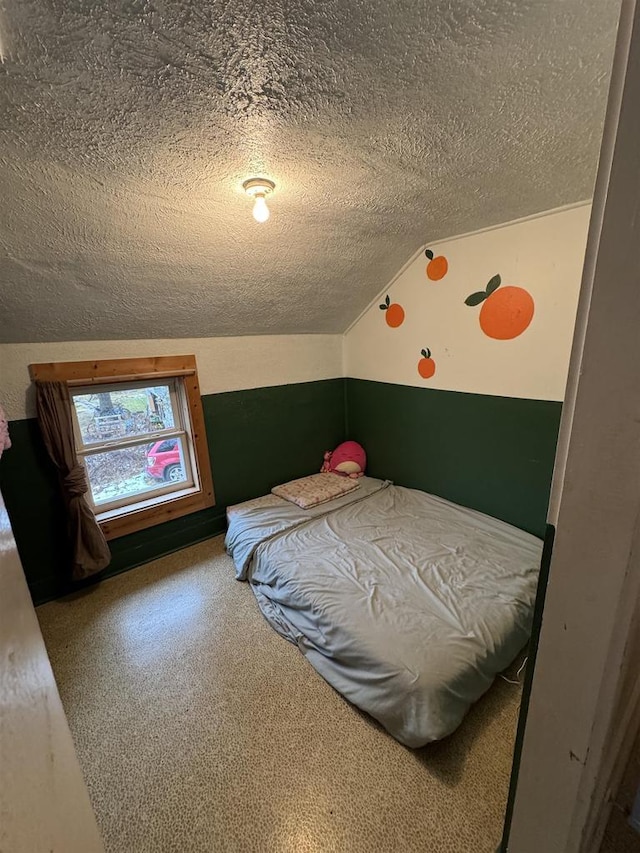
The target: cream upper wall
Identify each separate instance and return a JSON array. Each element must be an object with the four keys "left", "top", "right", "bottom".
[
  {"left": 345, "top": 204, "right": 591, "bottom": 402},
  {"left": 0, "top": 335, "right": 343, "bottom": 422}
]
